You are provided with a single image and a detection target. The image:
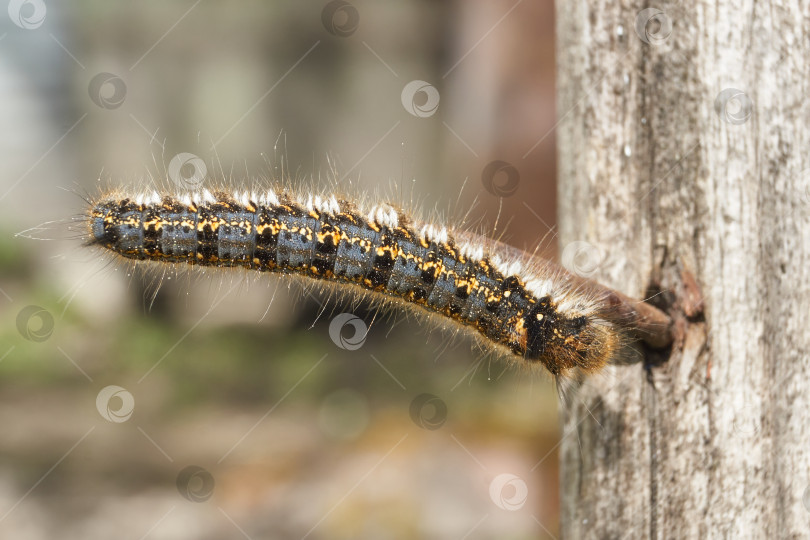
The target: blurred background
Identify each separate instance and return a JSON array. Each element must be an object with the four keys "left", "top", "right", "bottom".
[{"left": 0, "top": 1, "right": 560, "bottom": 538}]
